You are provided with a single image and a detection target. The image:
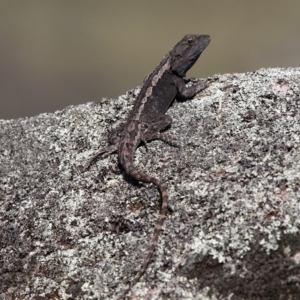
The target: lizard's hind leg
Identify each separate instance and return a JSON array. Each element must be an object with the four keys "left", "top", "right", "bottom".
[
  {"left": 148, "top": 132, "right": 181, "bottom": 148},
  {"left": 143, "top": 115, "right": 180, "bottom": 148},
  {"left": 83, "top": 144, "right": 118, "bottom": 171}
]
